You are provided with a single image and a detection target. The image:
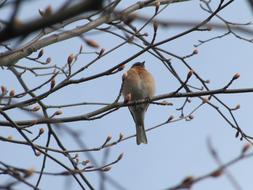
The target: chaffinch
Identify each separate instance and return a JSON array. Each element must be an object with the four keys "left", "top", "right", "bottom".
[{"left": 122, "top": 61, "right": 155, "bottom": 145}]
